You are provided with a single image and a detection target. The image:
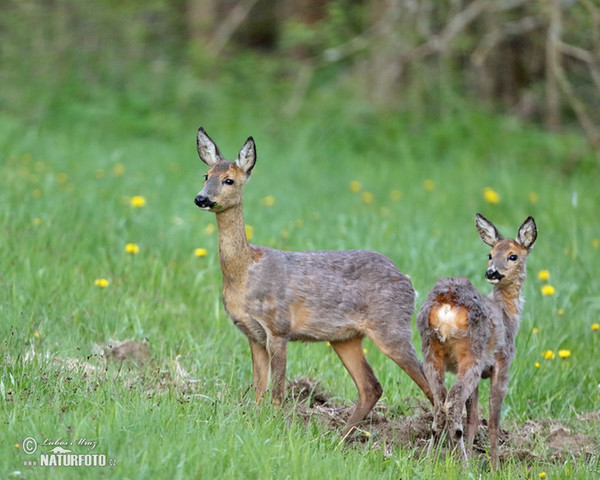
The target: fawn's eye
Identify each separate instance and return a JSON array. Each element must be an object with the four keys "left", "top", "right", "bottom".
[
  {"left": 204, "top": 174, "right": 208, "bottom": 181},
  {"left": 508, "top": 254, "right": 518, "bottom": 261},
  {"left": 223, "top": 178, "right": 234, "bottom": 185},
  {"left": 488, "top": 254, "right": 492, "bottom": 260}
]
